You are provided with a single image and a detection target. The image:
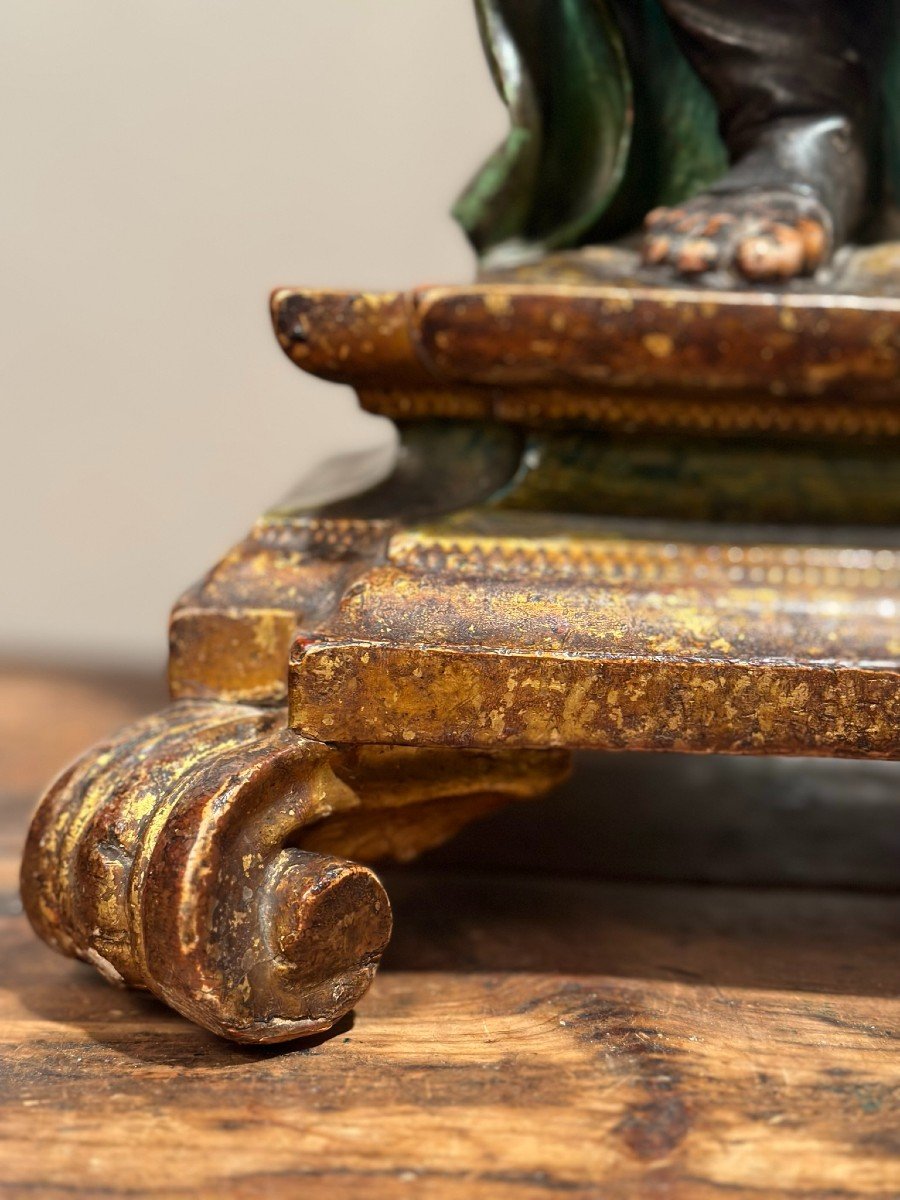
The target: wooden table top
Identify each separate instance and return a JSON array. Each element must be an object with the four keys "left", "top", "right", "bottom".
[{"left": 2, "top": 663, "right": 898, "bottom": 1199}]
